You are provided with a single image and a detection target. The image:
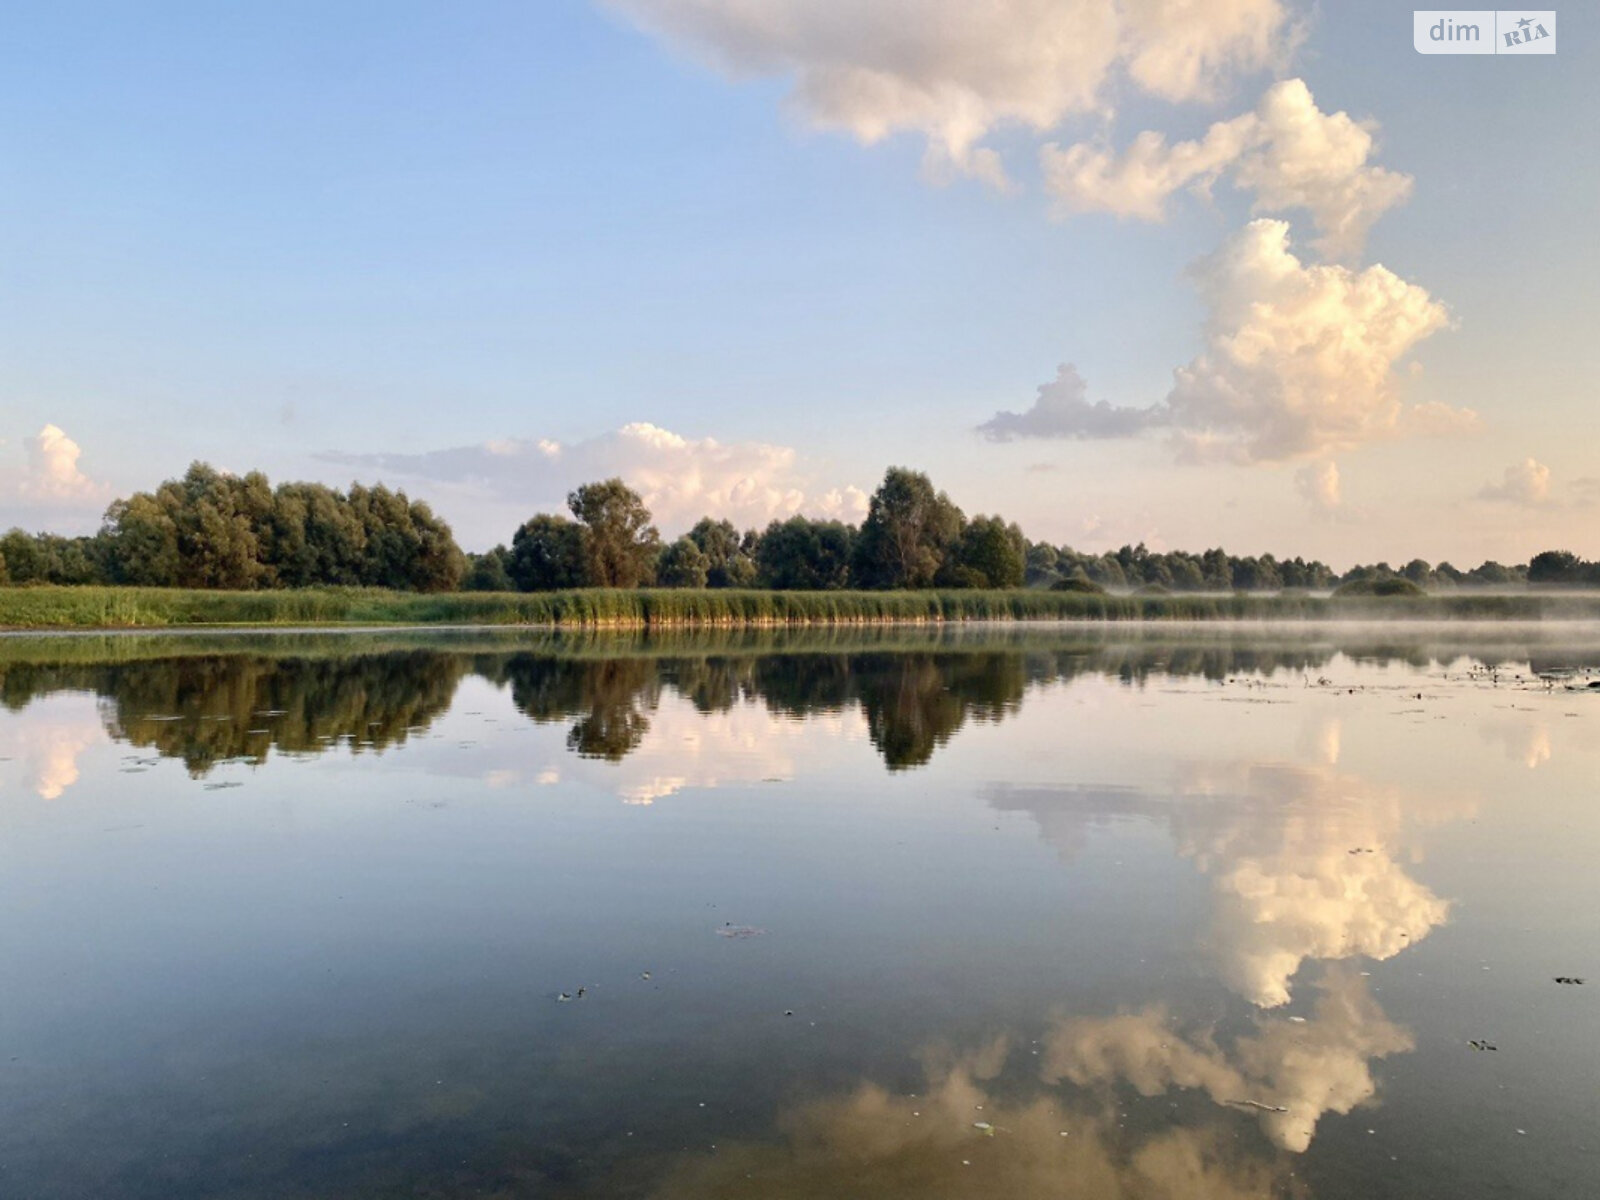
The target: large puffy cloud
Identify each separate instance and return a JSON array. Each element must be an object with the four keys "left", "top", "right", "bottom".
[
  {"left": 1295, "top": 459, "right": 1341, "bottom": 514},
  {"left": 605, "top": 0, "right": 1293, "bottom": 185},
  {"left": 13, "top": 424, "right": 106, "bottom": 503},
  {"left": 1167, "top": 219, "right": 1453, "bottom": 462},
  {"left": 324, "top": 421, "right": 867, "bottom": 537},
  {"left": 1477, "top": 457, "right": 1552, "bottom": 505},
  {"left": 1043, "top": 78, "right": 1412, "bottom": 261},
  {"left": 981, "top": 221, "right": 1458, "bottom": 461}
]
